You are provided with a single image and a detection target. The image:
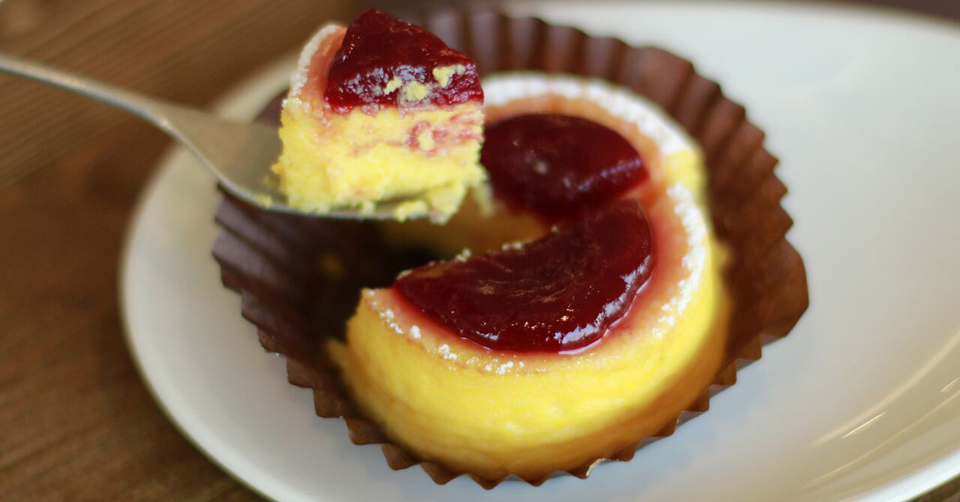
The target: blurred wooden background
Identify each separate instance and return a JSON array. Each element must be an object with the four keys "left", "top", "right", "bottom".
[{"left": 0, "top": 0, "right": 958, "bottom": 500}]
